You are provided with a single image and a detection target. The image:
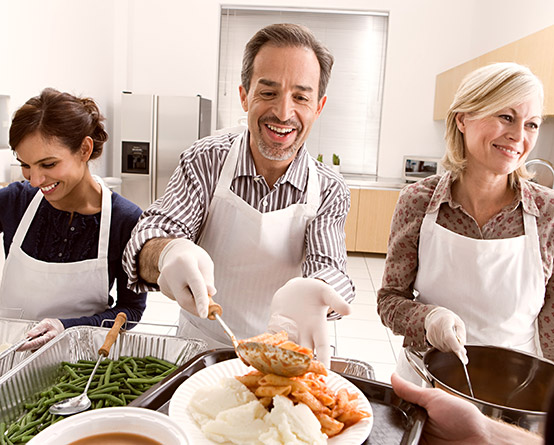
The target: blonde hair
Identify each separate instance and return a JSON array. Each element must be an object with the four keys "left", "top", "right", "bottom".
[{"left": 443, "top": 62, "right": 544, "bottom": 186}]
